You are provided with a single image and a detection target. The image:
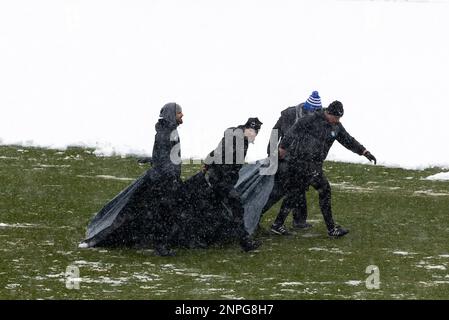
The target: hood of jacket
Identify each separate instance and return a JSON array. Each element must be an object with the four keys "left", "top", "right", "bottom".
[{"left": 157, "top": 102, "right": 180, "bottom": 129}]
